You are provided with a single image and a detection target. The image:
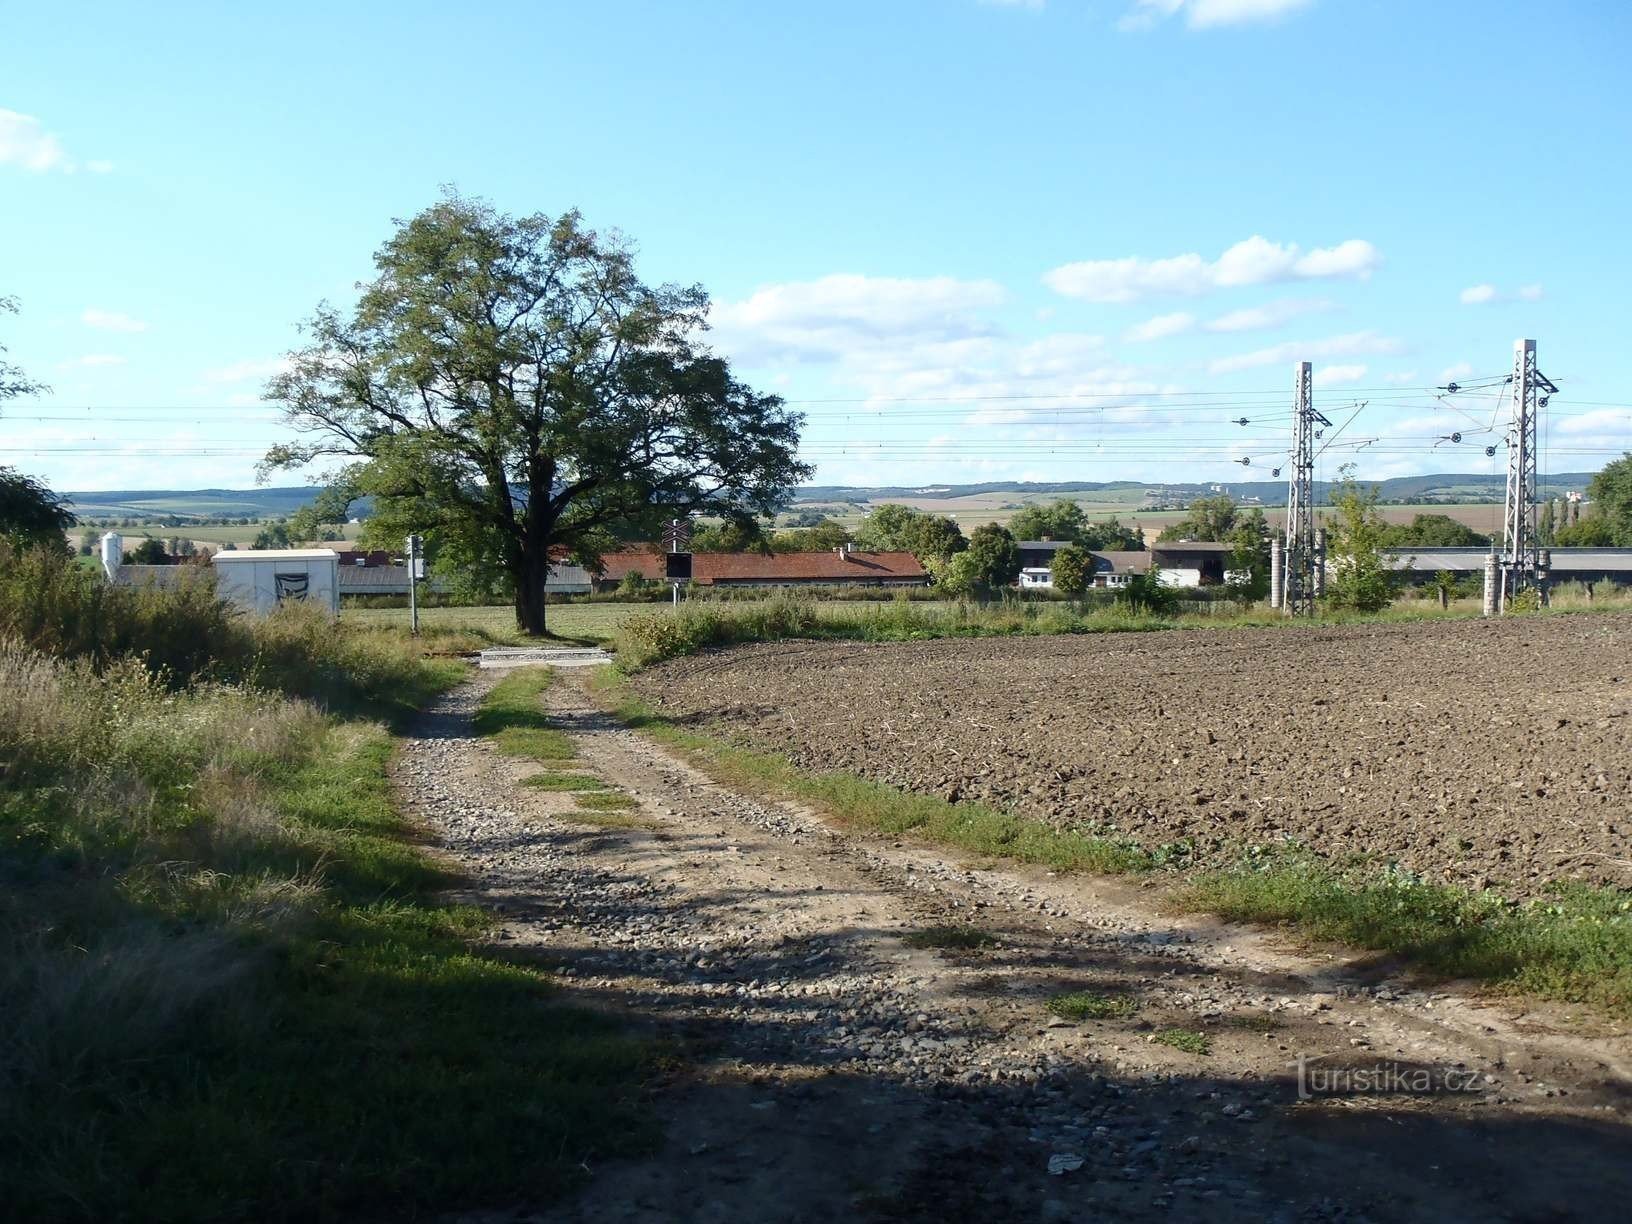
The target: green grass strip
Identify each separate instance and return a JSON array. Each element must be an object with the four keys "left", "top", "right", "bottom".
[
  {"left": 575, "top": 791, "right": 638, "bottom": 812},
  {"left": 1185, "top": 860, "right": 1632, "bottom": 1017},
  {"left": 522, "top": 771, "right": 611, "bottom": 792},
  {"left": 477, "top": 668, "right": 575, "bottom": 761}
]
